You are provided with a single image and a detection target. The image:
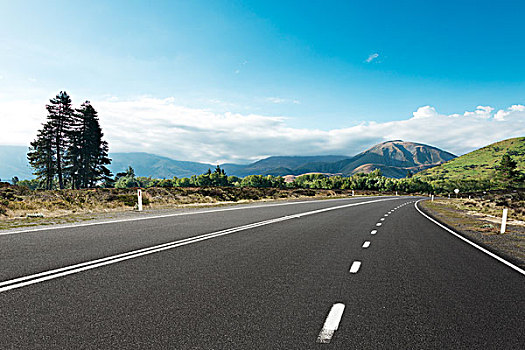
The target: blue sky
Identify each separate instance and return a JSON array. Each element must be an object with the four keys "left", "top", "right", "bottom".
[{"left": 0, "top": 0, "right": 524, "bottom": 162}]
